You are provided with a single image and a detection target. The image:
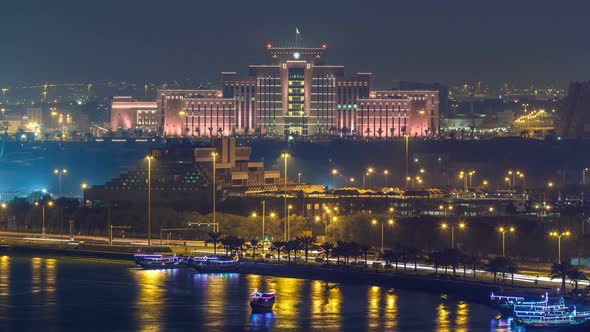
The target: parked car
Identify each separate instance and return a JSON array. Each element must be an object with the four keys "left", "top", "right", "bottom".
[{"left": 371, "top": 262, "right": 383, "bottom": 268}]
